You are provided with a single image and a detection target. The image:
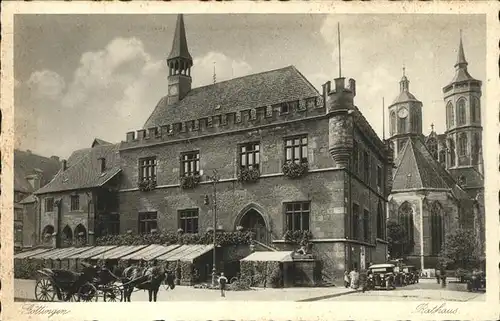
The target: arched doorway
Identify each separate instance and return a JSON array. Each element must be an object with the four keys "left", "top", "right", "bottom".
[
  {"left": 239, "top": 209, "right": 268, "bottom": 244},
  {"left": 74, "top": 224, "right": 87, "bottom": 246},
  {"left": 41, "top": 225, "right": 54, "bottom": 245},
  {"left": 61, "top": 225, "right": 73, "bottom": 247}
]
